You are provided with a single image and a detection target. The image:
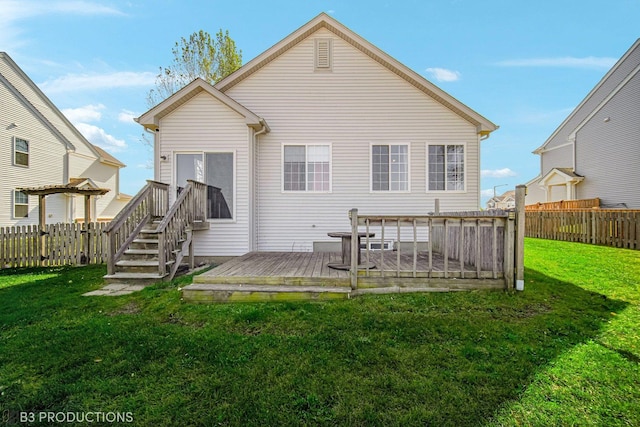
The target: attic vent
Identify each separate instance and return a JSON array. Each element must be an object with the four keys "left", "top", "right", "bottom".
[{"left": 315, "top": 38, "right": 332, "bottom": 70}]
